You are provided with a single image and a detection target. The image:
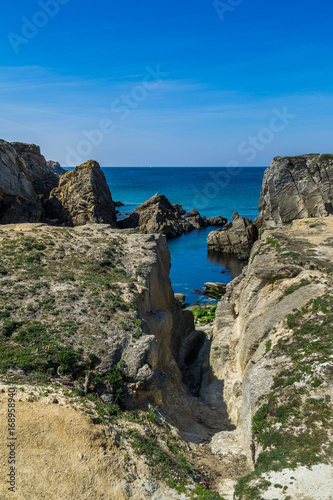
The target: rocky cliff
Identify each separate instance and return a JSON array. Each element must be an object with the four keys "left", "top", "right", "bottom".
[
  {"left": 46, "top": 160, "right": 117, "bottom": 227},
  {"left": 201, "top": 217, "right": 333, "bottom": 498},
  {"left": 0, "top": 140, "right": 43, "bottom": 223},
  {"left": 0, "top": 222, "right": 238, "bottom": 499},
  {"left": 255, "top": 154, "right": 333, "bottom": 228}
]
